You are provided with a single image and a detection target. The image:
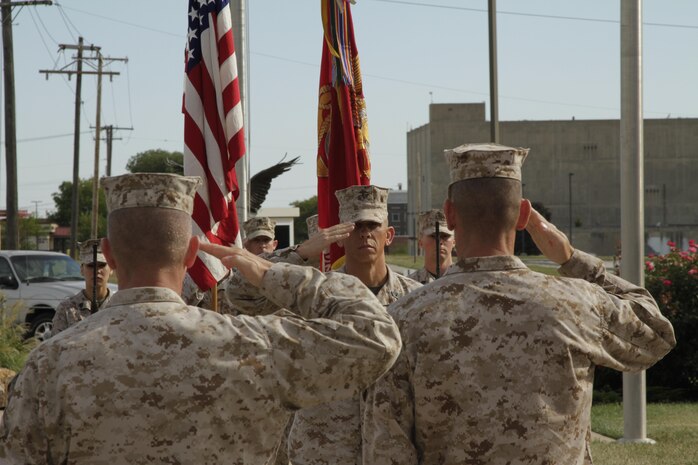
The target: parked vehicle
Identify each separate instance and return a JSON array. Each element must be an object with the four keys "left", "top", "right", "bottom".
[{"left": 0, "top": 251, "right": 116, "bottom": 341}]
